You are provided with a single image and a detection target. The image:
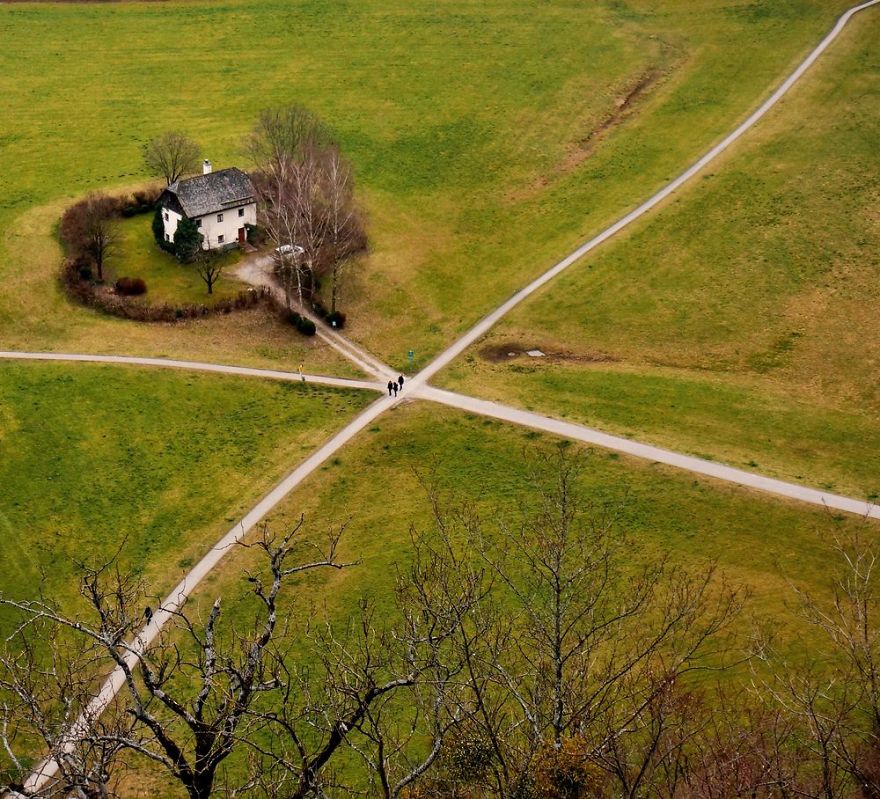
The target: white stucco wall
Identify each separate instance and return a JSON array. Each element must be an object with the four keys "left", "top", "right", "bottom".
[
  {"left": 161, "top": 208, "right": 183, "bottom": 245},
  {"left": 196, "top": 203, "right": 257, "bottom": 249},
  {"left": 161, "top": 202, "right": 257, "bottom": 250}
]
